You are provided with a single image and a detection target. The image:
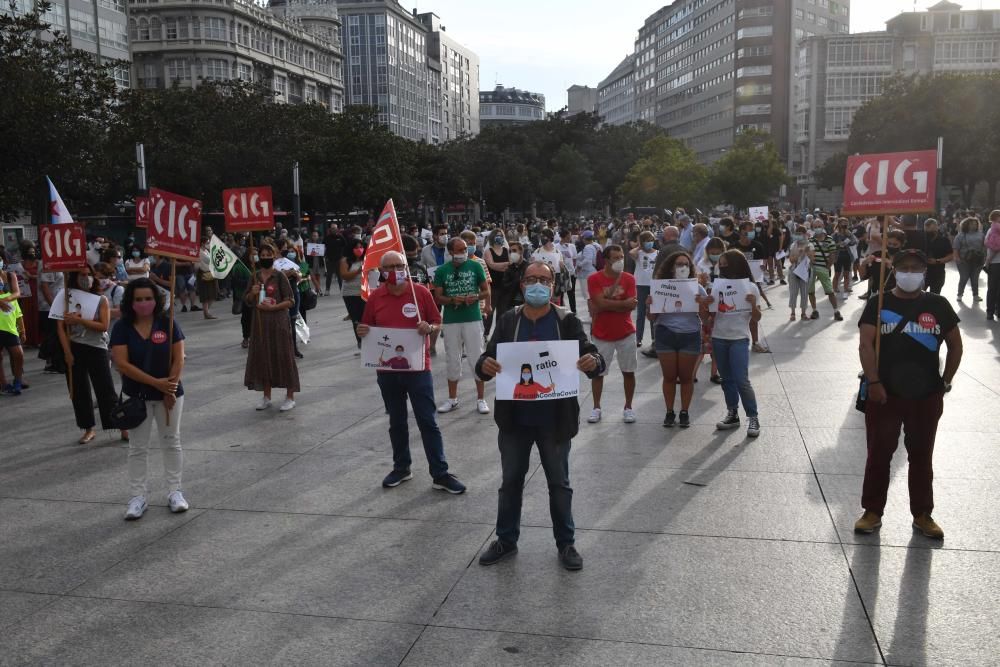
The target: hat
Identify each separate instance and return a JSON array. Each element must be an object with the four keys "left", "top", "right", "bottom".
[
  {"left": 582, "top": 230, "right": 594, "bottom": 238},
  {"left": 894, "top": 249, "right": 928, "bottom": 267}
]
